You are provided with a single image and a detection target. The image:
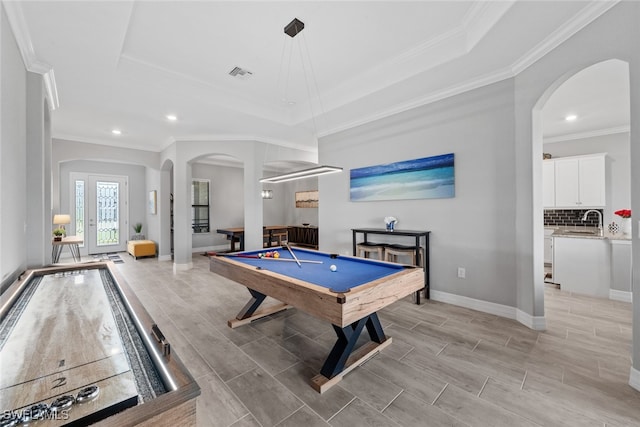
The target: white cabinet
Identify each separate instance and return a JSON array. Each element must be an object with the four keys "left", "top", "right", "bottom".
[
  {"left": 552, "top": 154, "right": 605, "bottom": 208},
  {"left": 578, "top": 156, "right": 606, "bottom": 206},
  {"left": 542, "top": 161, "right": 555, "bottom": 208},
  {"left": 553, "top": 236, "right": 610, "bottom": 297},
  {"left": 543, "top": 229, "right": 554, "bottom": 264}
]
